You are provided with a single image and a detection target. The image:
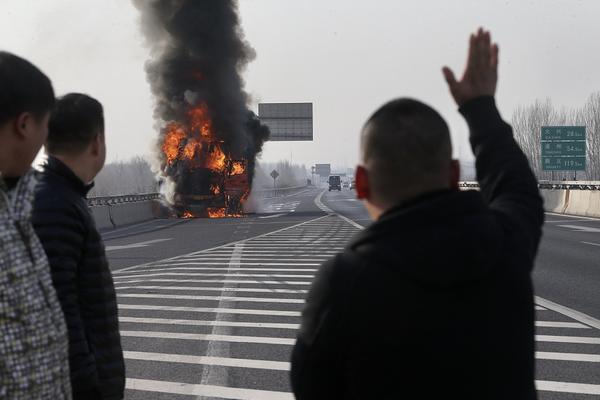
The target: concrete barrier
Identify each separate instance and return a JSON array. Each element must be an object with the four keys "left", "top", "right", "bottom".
[
  {"left": 540, "top": 189, "right": 568, "bottom": 214},
  {"left": 90, "top": 205, "right": 114, "bottom": 230},
  {"left": 108, "top": 201, "right": 155, "bottom": 227},
  {"left": 541, "top": 189, "right": 600, "bottom": 218}
]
